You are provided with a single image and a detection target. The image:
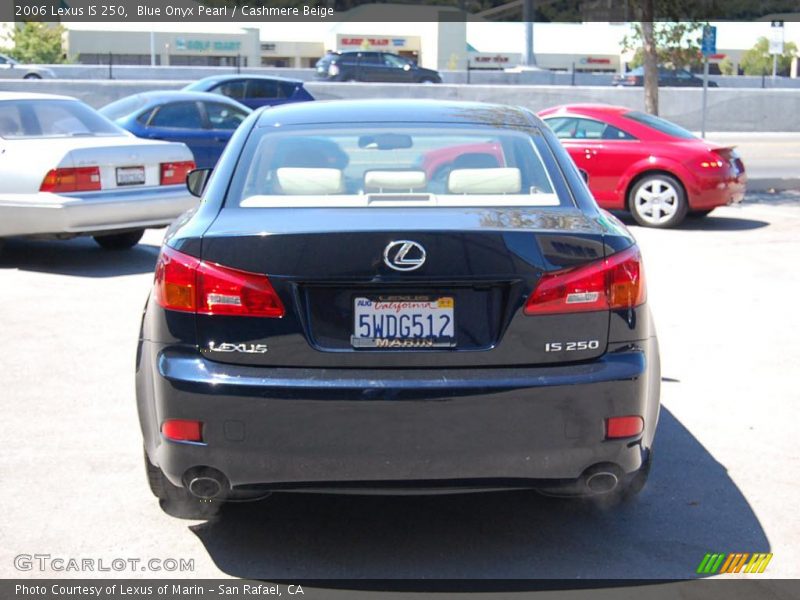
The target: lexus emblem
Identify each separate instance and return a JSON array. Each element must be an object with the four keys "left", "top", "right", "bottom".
[{"left": 383, "top": 240, "right": 426, "bottom": 271}]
